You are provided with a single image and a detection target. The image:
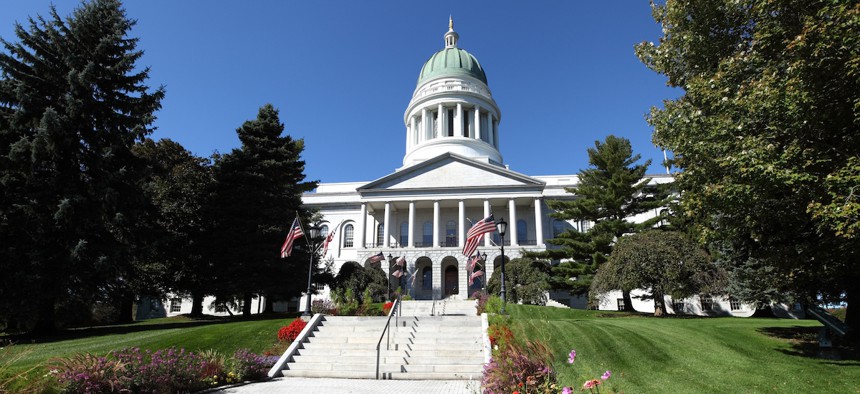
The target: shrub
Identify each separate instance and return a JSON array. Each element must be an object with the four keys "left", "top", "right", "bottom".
[
  {"left": 54, "top": 353, "right": 130, "bottom": 393},
  {"left": 382, "top": 301, "right": 394, "bottom": 315},
  {"left": 482, "top": 339, "right": 557, "bottom": 394},
  {"left": 485, "top": 295, "right": 503, "bottom": 315},
  {"left": 473, "top": 291, "right": 489, "bottom": 315},
  {"left": 277, "top": 318, "right": 307, "bottom": 343},
  {"left": 228, "top": 349, "right": 269, "bottom": 381},
  {"left": 311, "top": 299, "right": 336, "bottom": 315}
]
